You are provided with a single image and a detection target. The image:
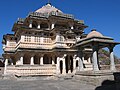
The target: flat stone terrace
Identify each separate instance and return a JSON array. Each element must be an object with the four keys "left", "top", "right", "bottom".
[{"left": 0, "top": 79, "right": 95, "bottom": 90}]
